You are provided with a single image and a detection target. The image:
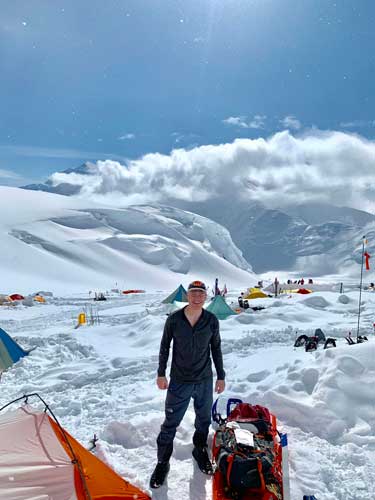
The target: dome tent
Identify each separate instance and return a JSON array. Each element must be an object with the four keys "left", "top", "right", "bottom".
[
  {"left": 245, "top": 290, "right": 268, "bottom": 299},
  {"left": 0, "top": 396, "right": 150, "bottom": 500},
  {"left": 206, "top": 295, "right": 237, "bottom": 320},
  {"left": 0, "top": 327, "right": 30, "bottom": 372},
  {"left": 162, "top": 284, "right": 188, "bottom": 304}
]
